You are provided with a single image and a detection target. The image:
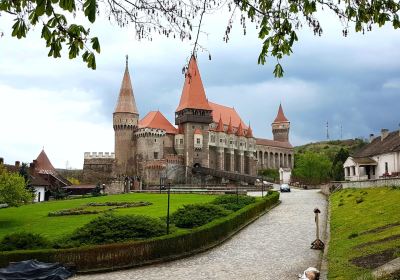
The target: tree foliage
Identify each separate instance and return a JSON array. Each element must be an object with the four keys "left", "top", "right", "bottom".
[
  {"left": 1, "top": 0, "right": 399, "bottom": 76},
  {"left": 331, "top": 148, "right": 349, "bottom": 181},
  {"left": 0, "top": 165, "right": 33, "bottom": 207},
  {"left": 292, "top": 151, "right": 332, "bottom": 185}
]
